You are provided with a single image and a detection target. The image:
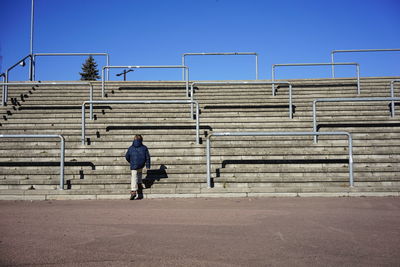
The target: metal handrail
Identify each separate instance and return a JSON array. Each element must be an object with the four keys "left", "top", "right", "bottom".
[
  {"left": 390, "top": 80, "right": 400, "bottom": 116},
  {"left": 32, "top": 53, "right": 110, "bottom": 81},
  {"left": 206, "top": 131, "right": 354, "bottom": 188},
  {"left": 0, "top": 82, "right": 93, "bottom": 108},
  {"left": 0, "top": 74, "right": 5, "bottom": 105},
  {"left": 182, "top": 52, "right": 259, "bottom": 80},
  {"left": 81, "top": 100, "right": 200, "bottom": 145},
  {"left": 190, "top": 81, "right": 294, "bottom": 119},
  {"left": 272, "top": 62, "right": 361, "bottom": 95},
  {"left": 312, "top": 97, "right": 400, "bottom": 143},
  {"left": 0, "top": 134, "right": 65, "bottom": 190},
  {"left": 3, "top": 54, "right": 33, "bottom": 100},
  {"left": 331, "top": 49, "right": 400, "bottom": 78},
  {"left": 101, "top": 65, "right": 190, "bottom": 98}
]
